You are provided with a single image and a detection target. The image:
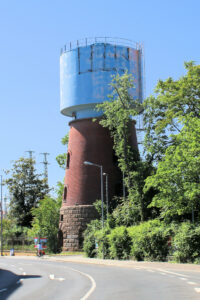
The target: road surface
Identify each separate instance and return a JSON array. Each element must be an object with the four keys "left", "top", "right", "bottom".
[{"left": 0, "top": 256, "right": 200, "bottom": 299}]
